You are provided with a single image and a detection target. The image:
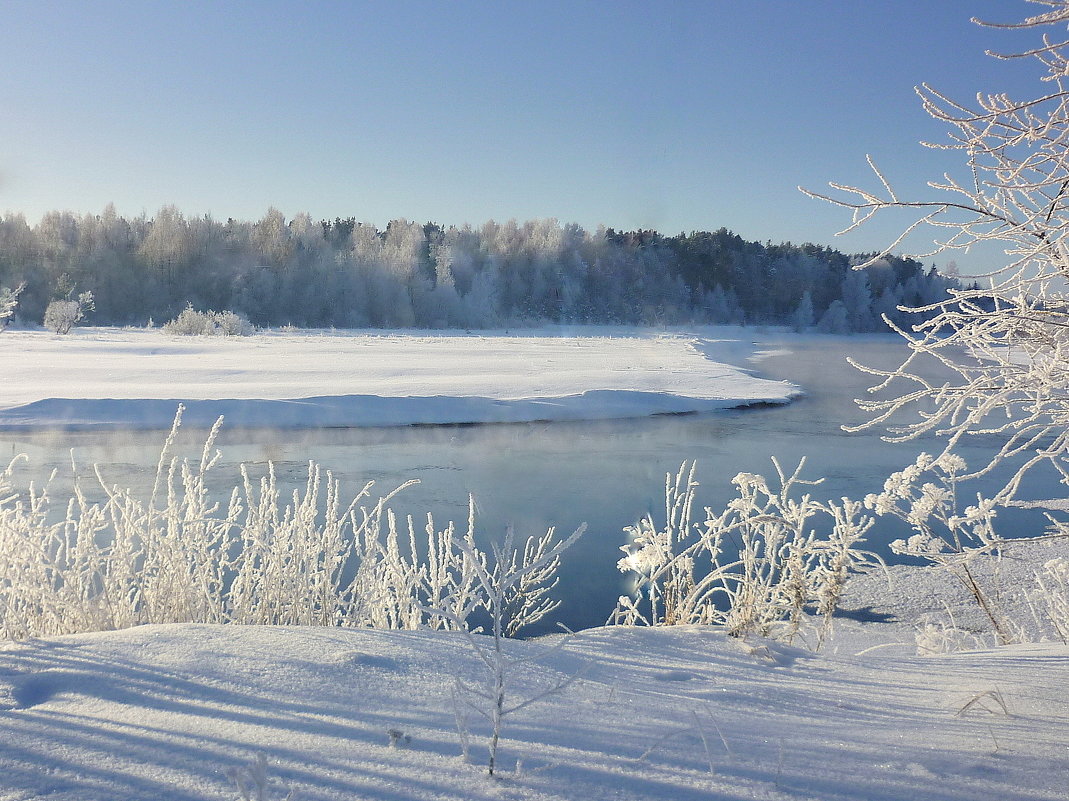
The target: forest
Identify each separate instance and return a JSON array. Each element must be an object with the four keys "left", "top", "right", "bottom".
[{"left": 0, "top": 205, "right": 960, "bottom": 332}]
